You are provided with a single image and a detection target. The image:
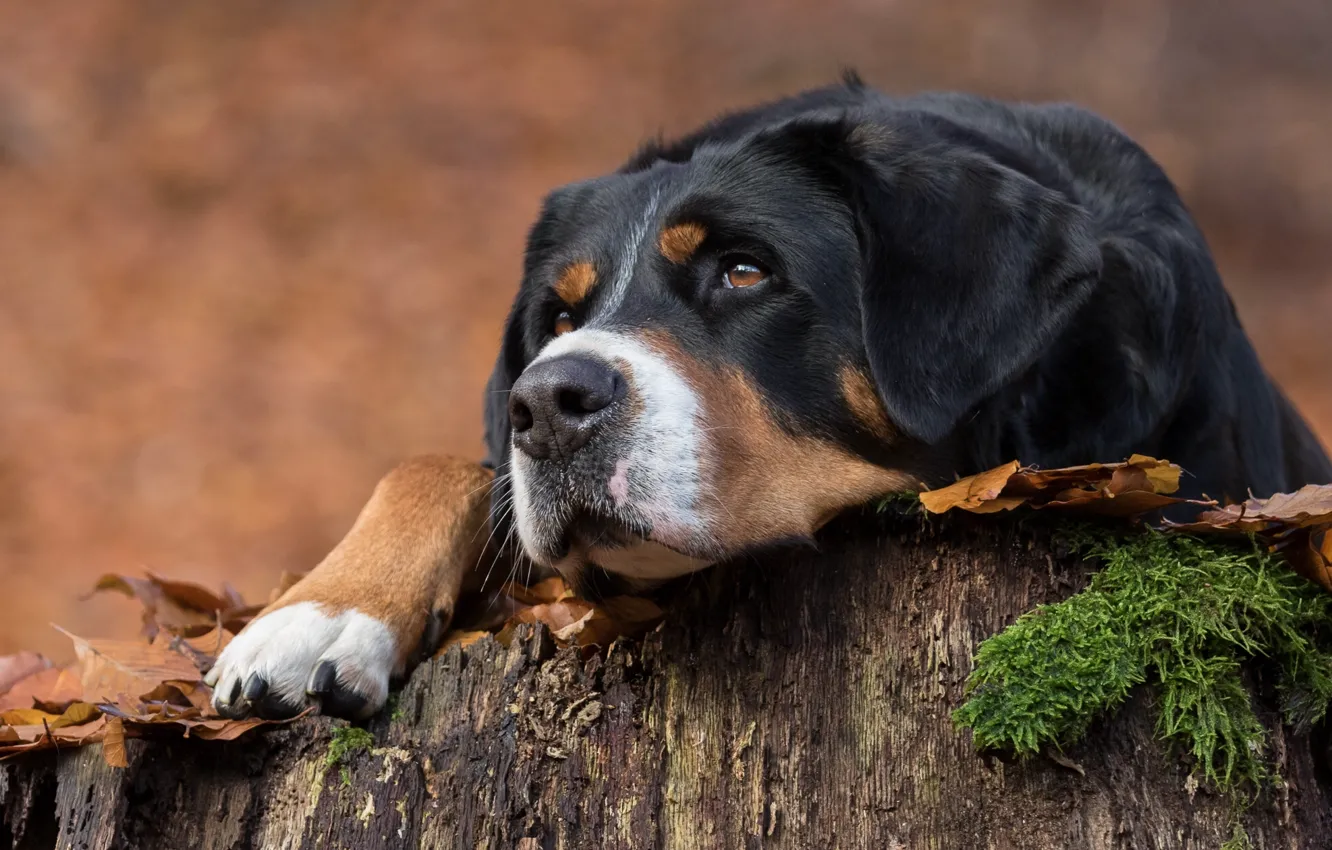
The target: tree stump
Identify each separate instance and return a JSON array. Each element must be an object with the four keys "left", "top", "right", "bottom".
[{"left": 3, "top": 512, "right": 1330, "bottom": 849}]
